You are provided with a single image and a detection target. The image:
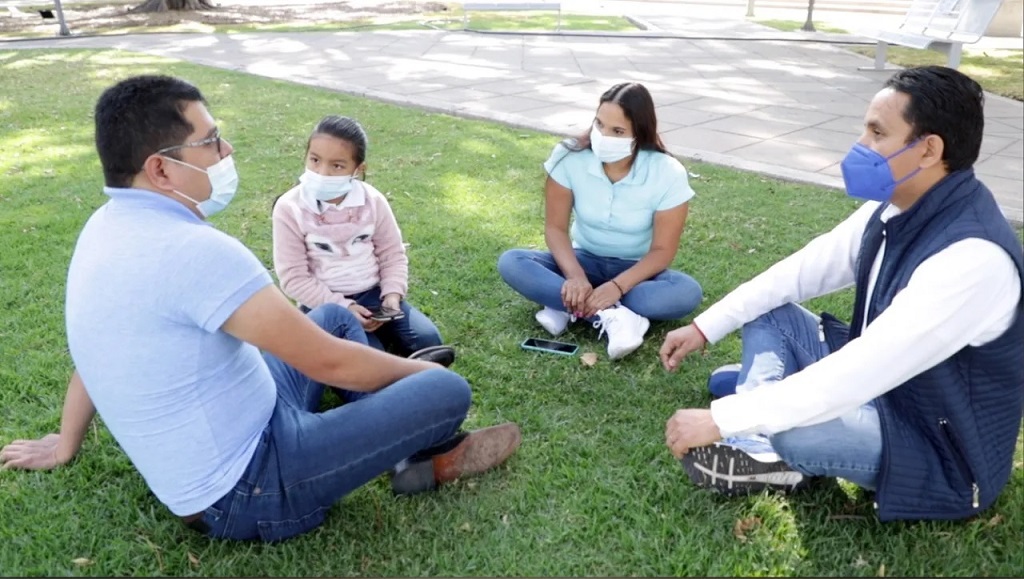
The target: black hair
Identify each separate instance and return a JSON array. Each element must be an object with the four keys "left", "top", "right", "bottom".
[
  {"left": 883, "top": 66, "right": 984, "bottom": 172},
  {"left": 94, "top": 75, "right": 206, "bottom": 188},
  {"left": 561, "top": 82, "right": 668, "bottom": 159},
  {"left": 307, "top": 115, "right": 369, "bottom": 166}
]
